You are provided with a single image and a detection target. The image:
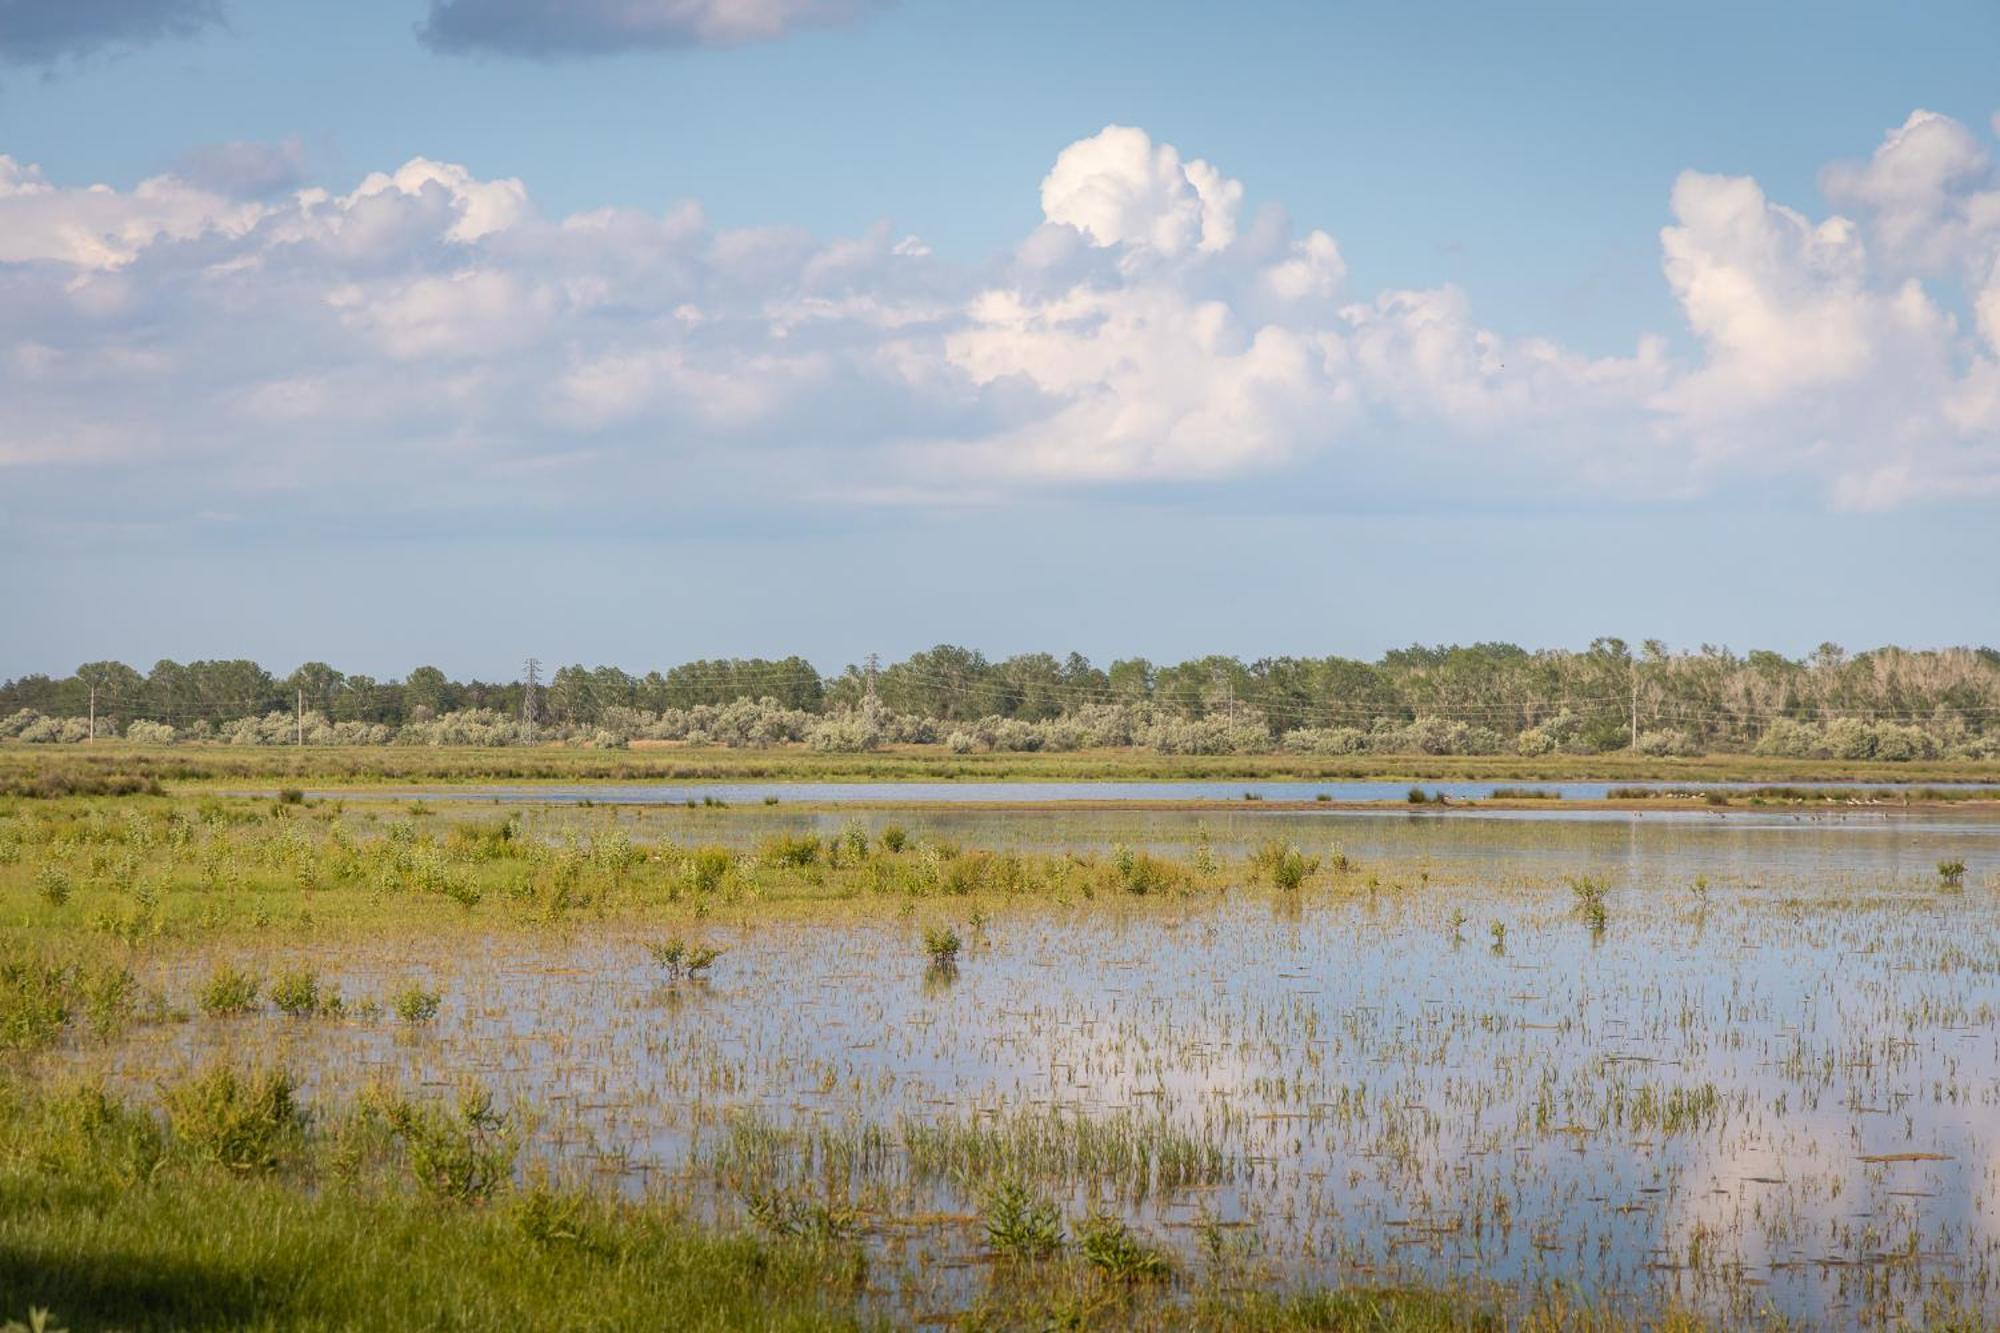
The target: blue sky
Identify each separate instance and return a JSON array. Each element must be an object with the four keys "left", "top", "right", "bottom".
[{"left": 3, "top": 0, "right": 1998, "bottom": 677}]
